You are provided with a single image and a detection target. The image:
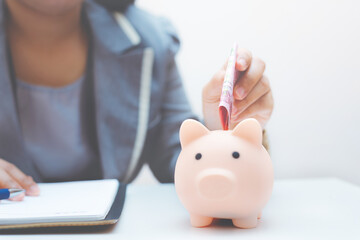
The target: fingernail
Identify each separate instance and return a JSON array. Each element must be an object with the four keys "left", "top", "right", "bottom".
[
  {"left": 10, "top": 193, "right": 25, "bottom": 201},
  {"left": 237, "top": 87, "right": 246, "bottom": 100},
  {"left": 27, "top": 185, "right": 40, "bottom": 195},
  {"left": 237, "top": 57, "right": 247, "bottom": 69}
]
